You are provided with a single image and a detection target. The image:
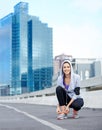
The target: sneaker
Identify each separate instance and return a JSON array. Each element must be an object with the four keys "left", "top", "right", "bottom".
[
  {"left": 57, "top": 113, "right": 65, "bottom": 120},
  {"left": 57, "top": 113, "right": 68, "bottom": 120},
  {"left": 72, "top": 110, "right": 79, "bottom": 119},
  {"left": 64, "top": 114, "right": 68, "bottom": 119},
  {"left": 72, "top": 113, "right": 79, "bottom": 119}
]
